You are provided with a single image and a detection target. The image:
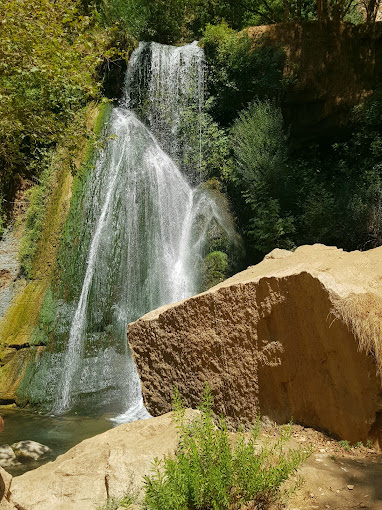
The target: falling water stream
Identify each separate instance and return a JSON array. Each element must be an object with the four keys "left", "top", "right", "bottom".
[{"left": 35, "top": 41, "right": 237, "bottom": 419}]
